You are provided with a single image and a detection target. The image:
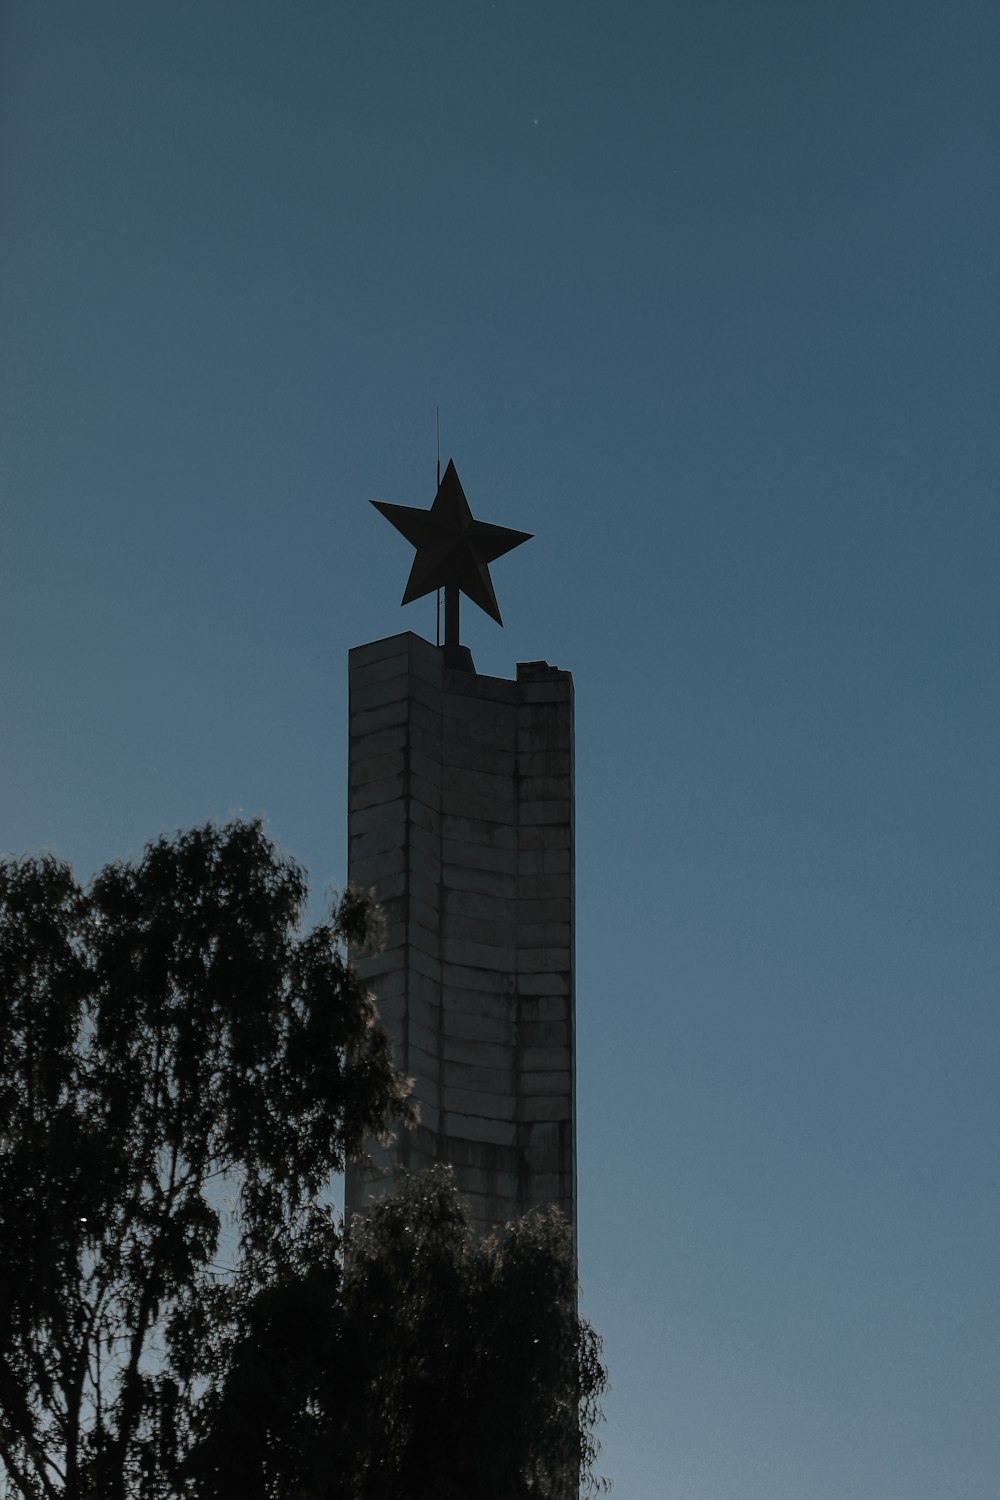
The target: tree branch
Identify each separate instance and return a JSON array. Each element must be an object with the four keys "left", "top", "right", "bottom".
[{"left": 0, "top": 1420, "right": 64, "bottom": 1500}]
